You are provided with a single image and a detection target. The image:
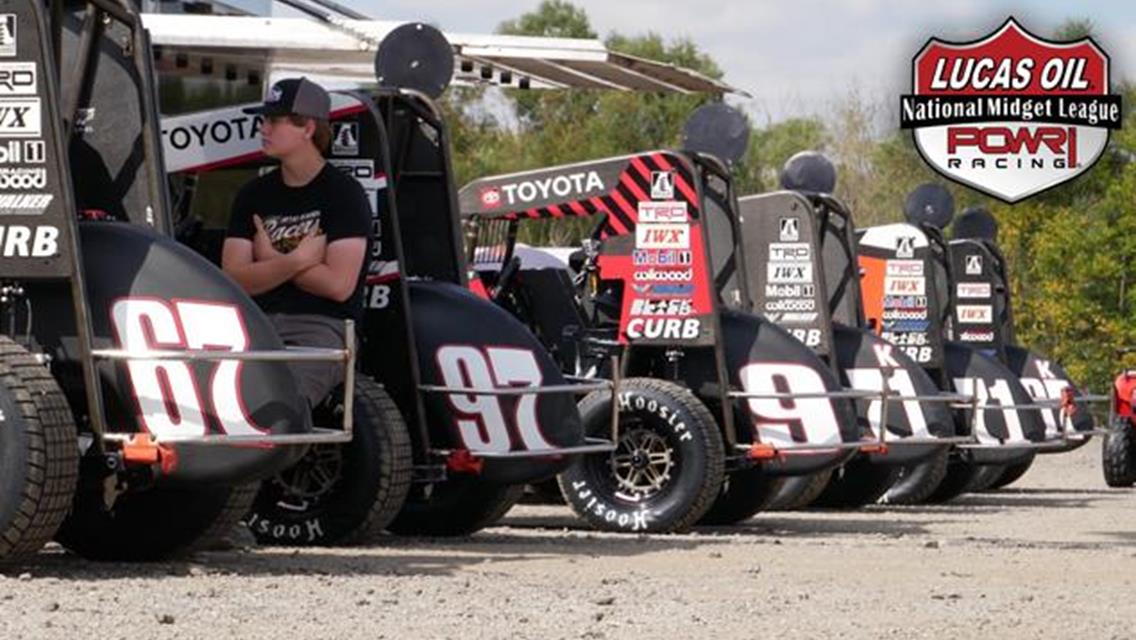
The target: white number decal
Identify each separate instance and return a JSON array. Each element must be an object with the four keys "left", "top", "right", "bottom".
[
  {"left": 846, "top": 368, "right": 929, "bottom": 438},
  {"left": 739, "top": 362, "right": 842, "bottom": 447},
  {"left": 436, "top": 345, "right": 550, "bottom": 453},
  {"left": 111, "top": 299, "right": 263, "bottom": 439},
  {"left": 1019, "top": 377, "right": 1071, "bottom": 438},
  {"left": 952, "top": 377, "right": 1025, "bottom": 443}
]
